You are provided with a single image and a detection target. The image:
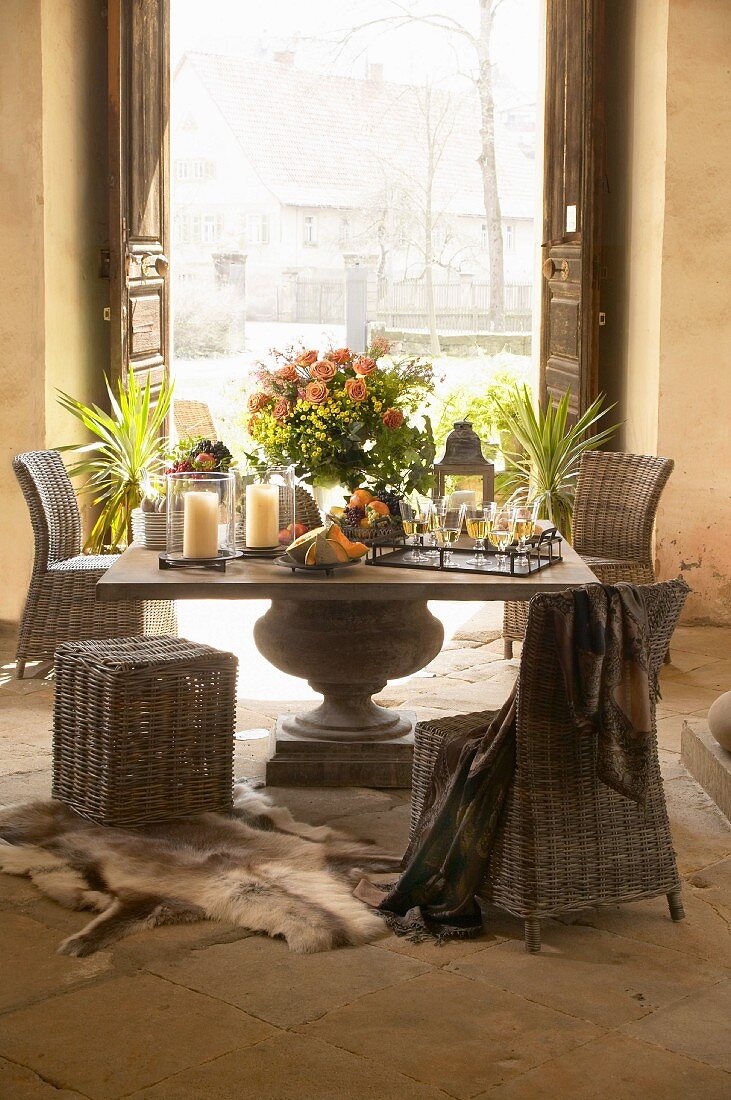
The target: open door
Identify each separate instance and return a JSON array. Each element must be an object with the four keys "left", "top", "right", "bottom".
[
  {"left": 108, "top": 0, "right": 170, "bottom": 393},
  {"left": 540, "top": 0, "right": 603, "bottom": 417}
]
